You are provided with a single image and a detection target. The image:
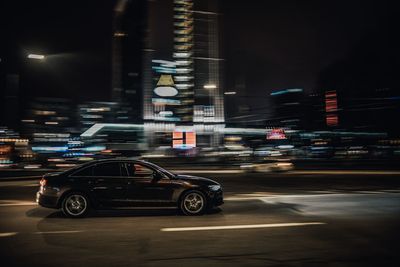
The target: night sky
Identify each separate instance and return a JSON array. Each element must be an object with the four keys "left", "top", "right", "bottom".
[{"left": 2, "top": 0, "right": 398, "bottom": 105}]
